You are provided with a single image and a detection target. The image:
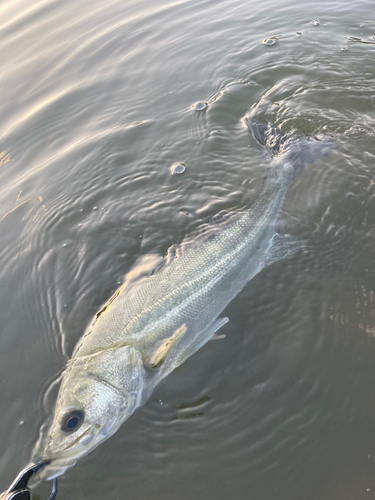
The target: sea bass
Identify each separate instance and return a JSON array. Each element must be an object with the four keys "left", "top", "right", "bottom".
[{"left": 33, "top": 118, "right": 333, "bottom": 479}]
